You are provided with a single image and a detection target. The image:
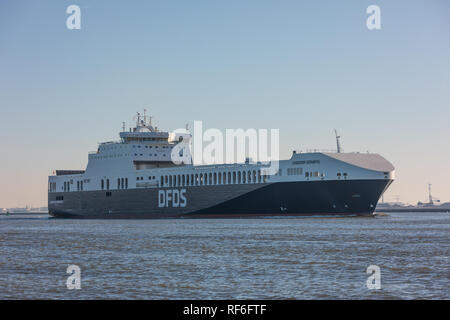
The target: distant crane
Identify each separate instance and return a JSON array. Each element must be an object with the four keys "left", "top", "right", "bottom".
[
  {"left": 334, "top": 129, "right": 342, "bottom": 153},
  {"left": 428, "top": 184, "right": 440, "bottom": 205}
]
